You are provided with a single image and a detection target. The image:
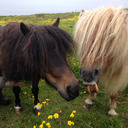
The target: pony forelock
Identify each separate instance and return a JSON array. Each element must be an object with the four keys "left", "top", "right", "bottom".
[{"left": 74, "top": 7, "right": 128, "bottom": 65}]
